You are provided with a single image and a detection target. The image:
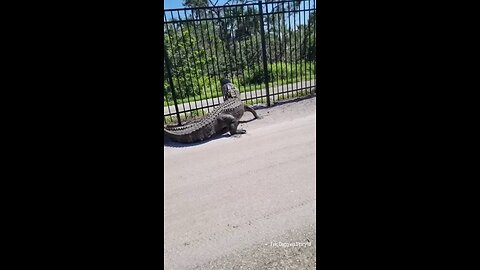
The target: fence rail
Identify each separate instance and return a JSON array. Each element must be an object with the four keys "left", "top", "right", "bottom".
[{"left": 164, "top": 0, "right": 316, "bottom": 125}]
